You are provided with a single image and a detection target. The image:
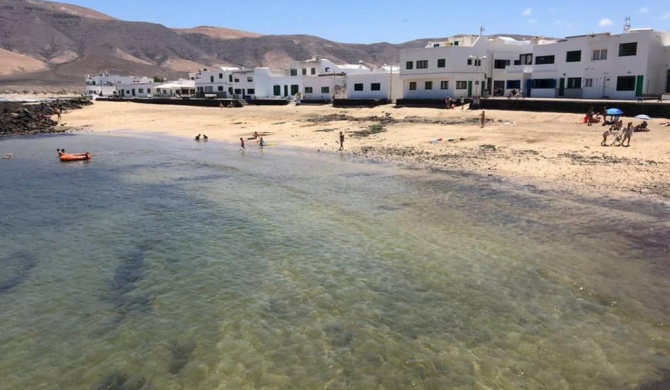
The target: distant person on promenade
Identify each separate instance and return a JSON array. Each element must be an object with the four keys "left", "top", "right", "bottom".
[
  {"left": 339, "top": 131, "right": 345, "bottom": 151},
  {"left": 480, "top": 111, "right": 486, "bottom": 128},
  {"left": 240, "top": 138, "right": 245, "bottom": 149}
]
